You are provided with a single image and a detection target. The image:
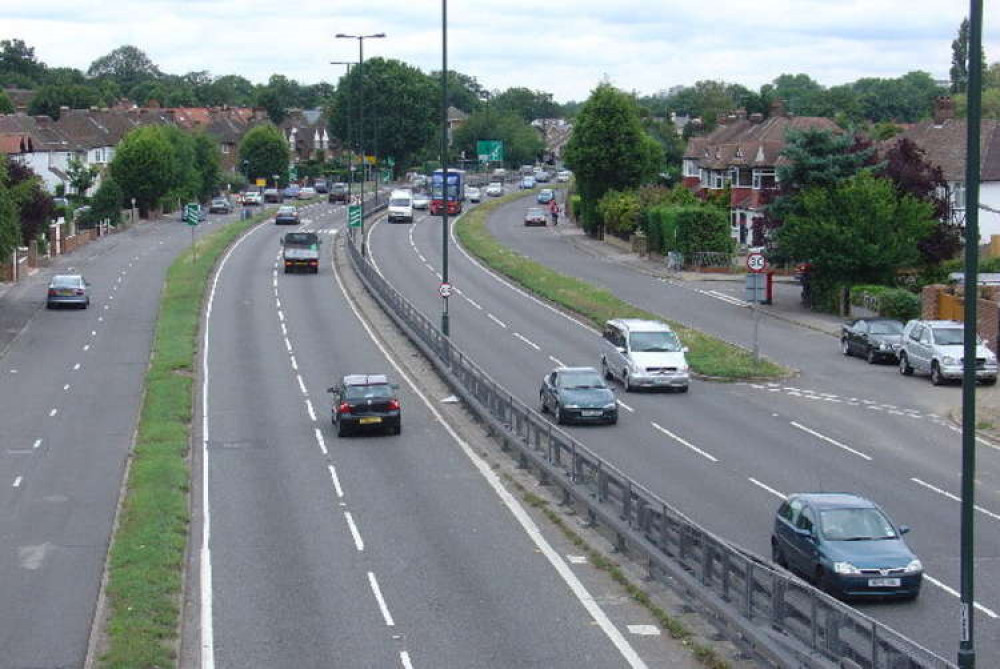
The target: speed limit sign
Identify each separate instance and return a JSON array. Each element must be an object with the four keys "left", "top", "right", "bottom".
[
  {"left": 439, "top": 282, "right": 452, "bottom": 298},
  {"left": 746, "top": 252, "right": 768, "bottom": 273}
]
